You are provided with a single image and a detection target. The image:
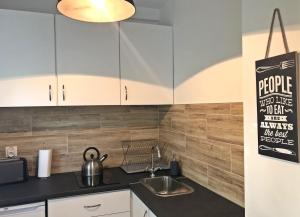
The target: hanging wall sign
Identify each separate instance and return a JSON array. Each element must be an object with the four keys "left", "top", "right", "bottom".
[
  {"left": 256, "top": 52, "right": 299, "bottom": 162},
  {"left": 255, "top": 9, "right": 299, "bottom": 162}
]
